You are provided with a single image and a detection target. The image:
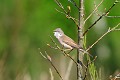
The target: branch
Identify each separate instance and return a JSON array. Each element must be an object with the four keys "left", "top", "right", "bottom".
[
  {"left": 110, "top": 73, "right": 120, "bottom": 80},
  {"left": 83, "top": 0, "right": 120, "bottom": 36},
  {"left": 48, "top": 36, "right": 87, "bottom": 68},
  {"left": 86, "top": 22, "right": 120, "bottom": 51},
  {"left": 39, "top": 50, "right": 64, "bottom": 80},
  {"left": 84, "top": 0, "right": 104, "bottom": 24},
  {"left": 105, "top": 16, "right": 120, "bottom": 18},
  {"left": 68, "top": 0, "right": 79, "bottom": 10},
  {"left": 64, "top": 56, "right": 74, "bottom": 80},
  {"left": 54, "top": 0, "right": 66, "bottom": 13},
  {"left": 54, "top": 0, "right": 79, "bottom": 27},
  {"left": 77, "top": 0, "right": 85, "bottom": 79},
  {"left": 49, "top": 68, "right": 54, "bottom": 80},
  {"left": 93, "top": 3, "right": 120, "bottom": 18},
  {"left": 93, "top": 1, "right": 102, "bottom": 16}
]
